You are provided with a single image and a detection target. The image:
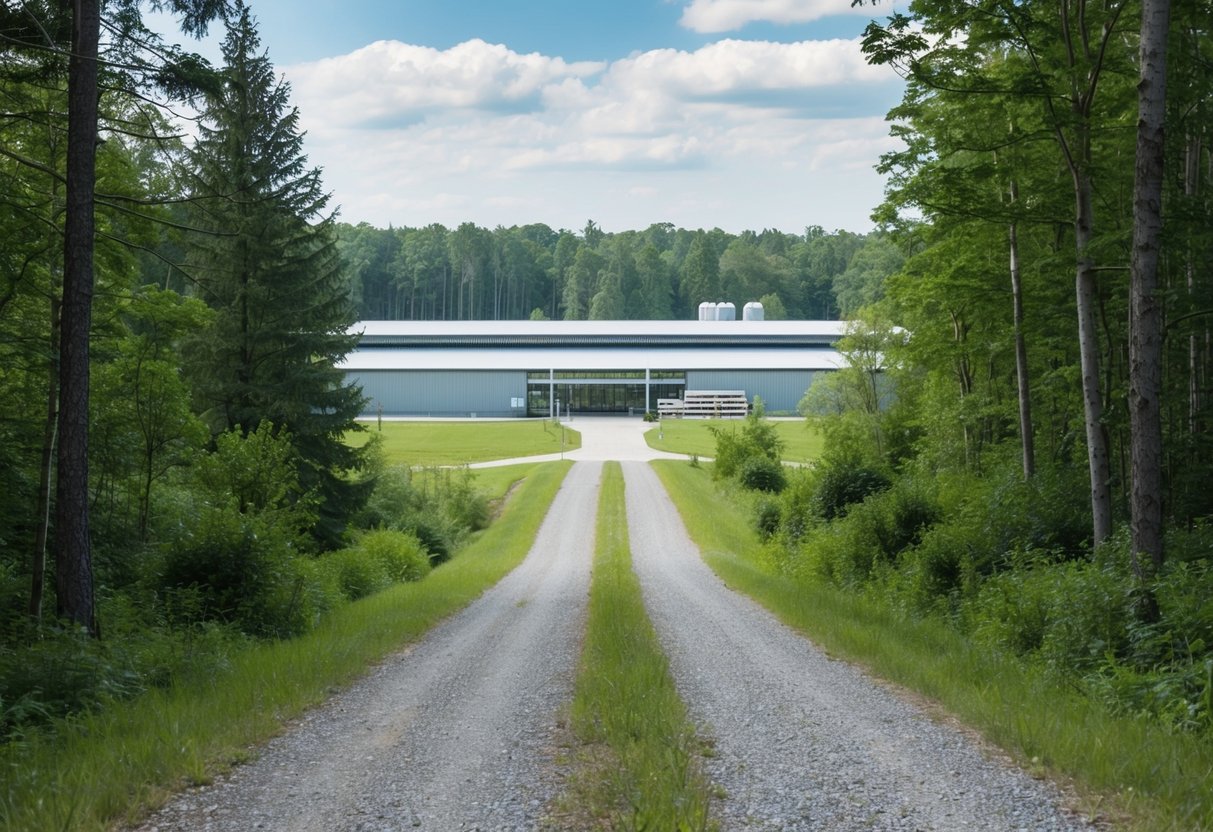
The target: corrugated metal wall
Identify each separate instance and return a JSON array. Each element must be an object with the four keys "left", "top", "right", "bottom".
[
  {"left": 685, "top": 370, "right": 816, "bottom": 414},
  {"left": 351, "top": 370, "right": 528, "bottom": 417}
]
